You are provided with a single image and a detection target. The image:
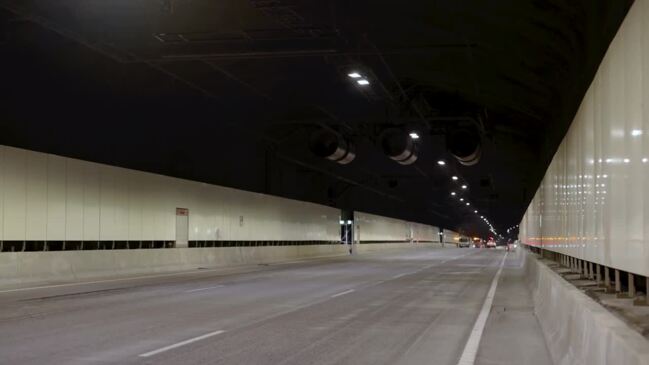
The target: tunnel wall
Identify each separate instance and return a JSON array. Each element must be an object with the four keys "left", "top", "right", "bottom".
[
  {"left": 0, "top": 145, "right": 340, "bottom": 242},
  {"left": 0, "top": 145, "right": 447, "bottom": 287},
  {"left": 355, "top": 212, "right": 439, "bottom": 243},
  {"left": 410, "top": 221, "right": 440, "bottom": 242},
  {"left": 520, "top": 0, "right": 649, "bottom": 277},
  {"left": 0, "top": 145, "right": 440, "bottom": 246},
  {"left": 442, "top": 229, "right": 461, "bottom": 244}
]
